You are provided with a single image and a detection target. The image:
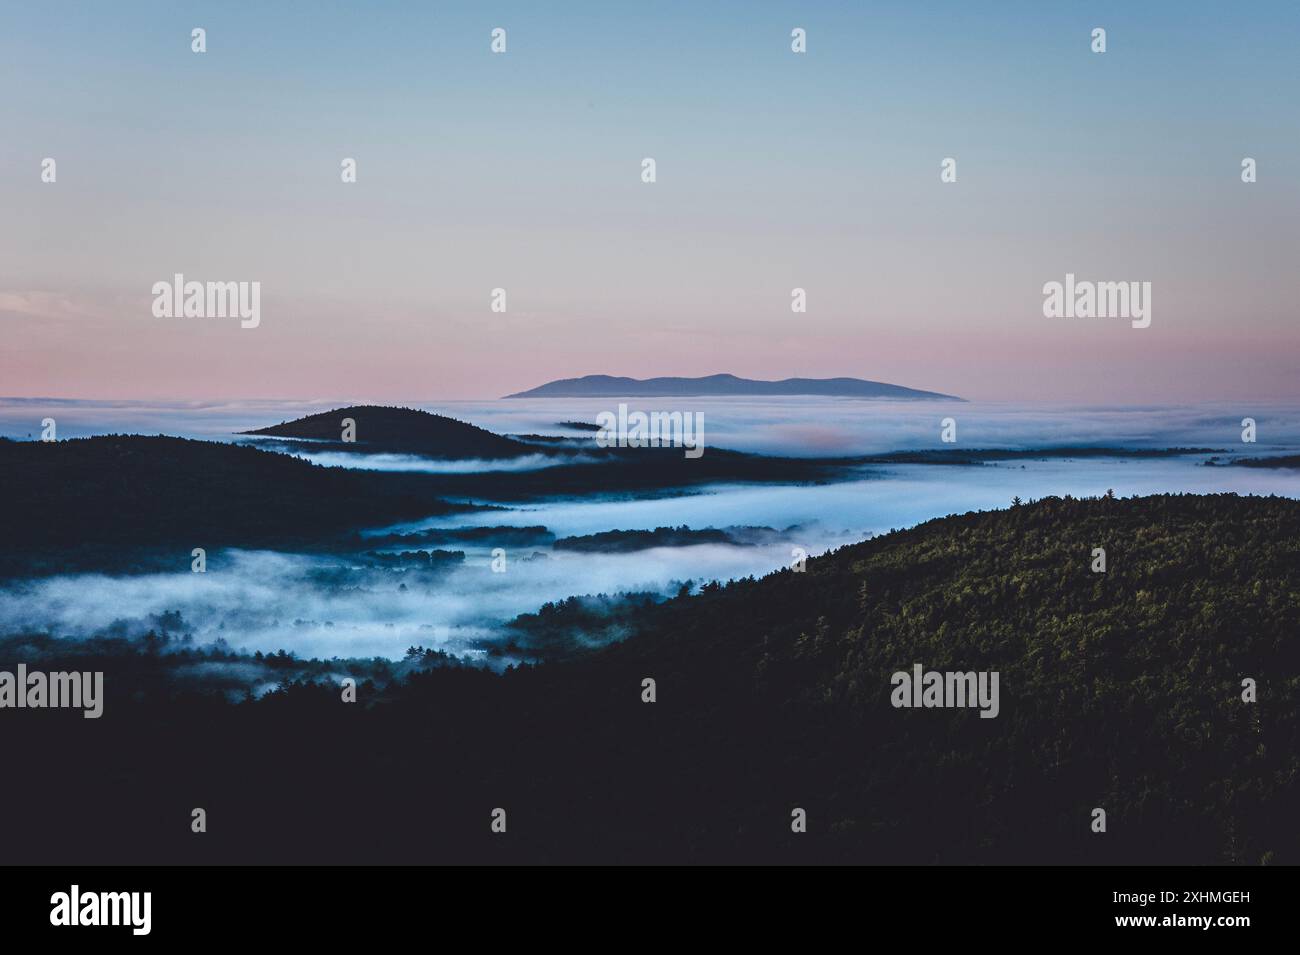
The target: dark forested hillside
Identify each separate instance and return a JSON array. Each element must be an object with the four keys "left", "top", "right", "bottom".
[
  {"left": 3, "top": 493, "right": 1297, "bottom": 864},
  {"left": 243, "top": 405, "right": 537, "bottom": 459},
  {"left": 0, "top": 435, "right": 472, "bottom": 576}
]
